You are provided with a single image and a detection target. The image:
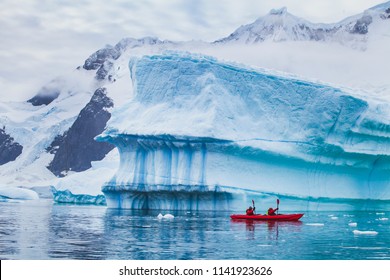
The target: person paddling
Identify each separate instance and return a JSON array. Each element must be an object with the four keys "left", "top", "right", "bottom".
[
  {"left": 267, "top": 207, "right": 278, "bottom": 216},
  {"left": 246, "top": 206, "right": 255, "bottom": 215},
  {"left": 267, "top": 198, "right": 280, "bottom": 216},
  {"left": 246, "top": 200, "right": 256, "bottom": 215}
]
